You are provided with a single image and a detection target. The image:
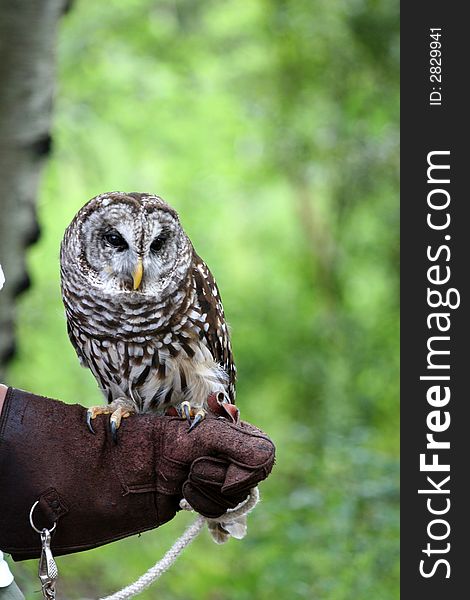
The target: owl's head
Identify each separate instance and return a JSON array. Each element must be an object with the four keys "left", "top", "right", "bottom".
[{"left": 61, "top": 192, "right": 193, "bottom": 298}]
